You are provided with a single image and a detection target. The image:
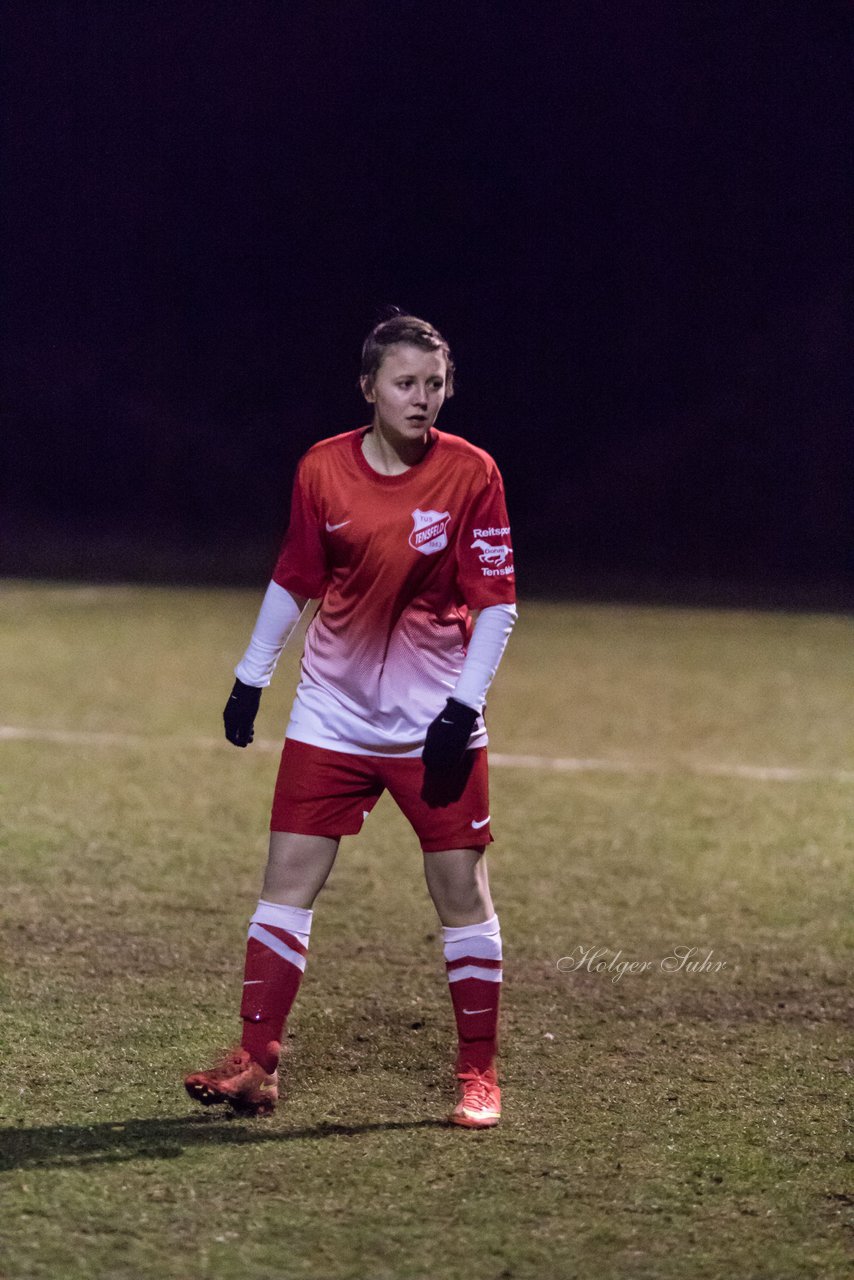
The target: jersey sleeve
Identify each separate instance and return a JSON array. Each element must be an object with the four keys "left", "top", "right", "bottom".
[
  {"left": 455, "top": 464, "right": 516, "bottom": 609},
  {"left": 272, "top": 457, "right": 330, "bottom": 599}
]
